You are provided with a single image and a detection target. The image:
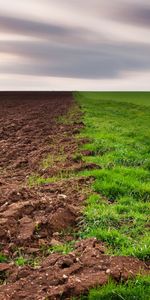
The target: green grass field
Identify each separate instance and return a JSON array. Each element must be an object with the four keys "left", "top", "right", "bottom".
[
  {"left": 82, "top": 92, "right": 150, "bottom": 107},
  {"left": 75, "top": 92, "right": 150, "bottom": 259},
  {"left": 74, "top": 92, "right": 150, "bottom": 299}
]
